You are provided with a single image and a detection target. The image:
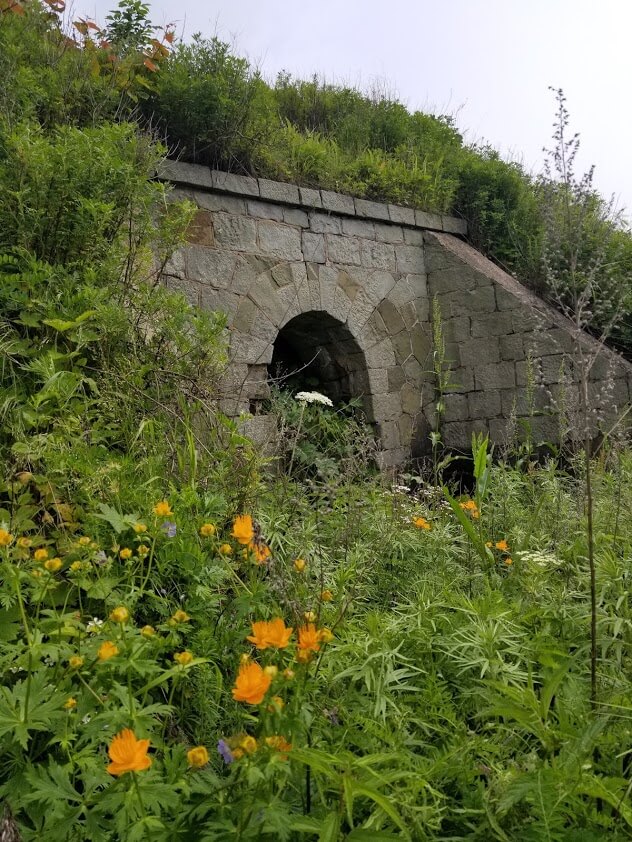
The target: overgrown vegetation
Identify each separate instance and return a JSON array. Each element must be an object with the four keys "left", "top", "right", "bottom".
[{"left": 2, "top": 2, "right": 632, "bottom": 839}]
